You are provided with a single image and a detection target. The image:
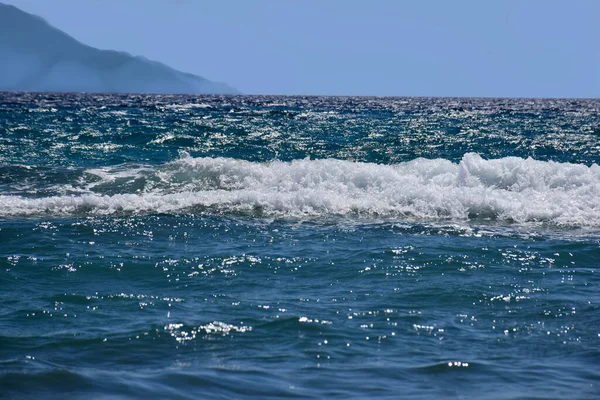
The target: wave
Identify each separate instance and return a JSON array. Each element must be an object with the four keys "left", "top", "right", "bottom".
[{"left": 1, "top": 153, "right": 599, "bottom": 226}]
